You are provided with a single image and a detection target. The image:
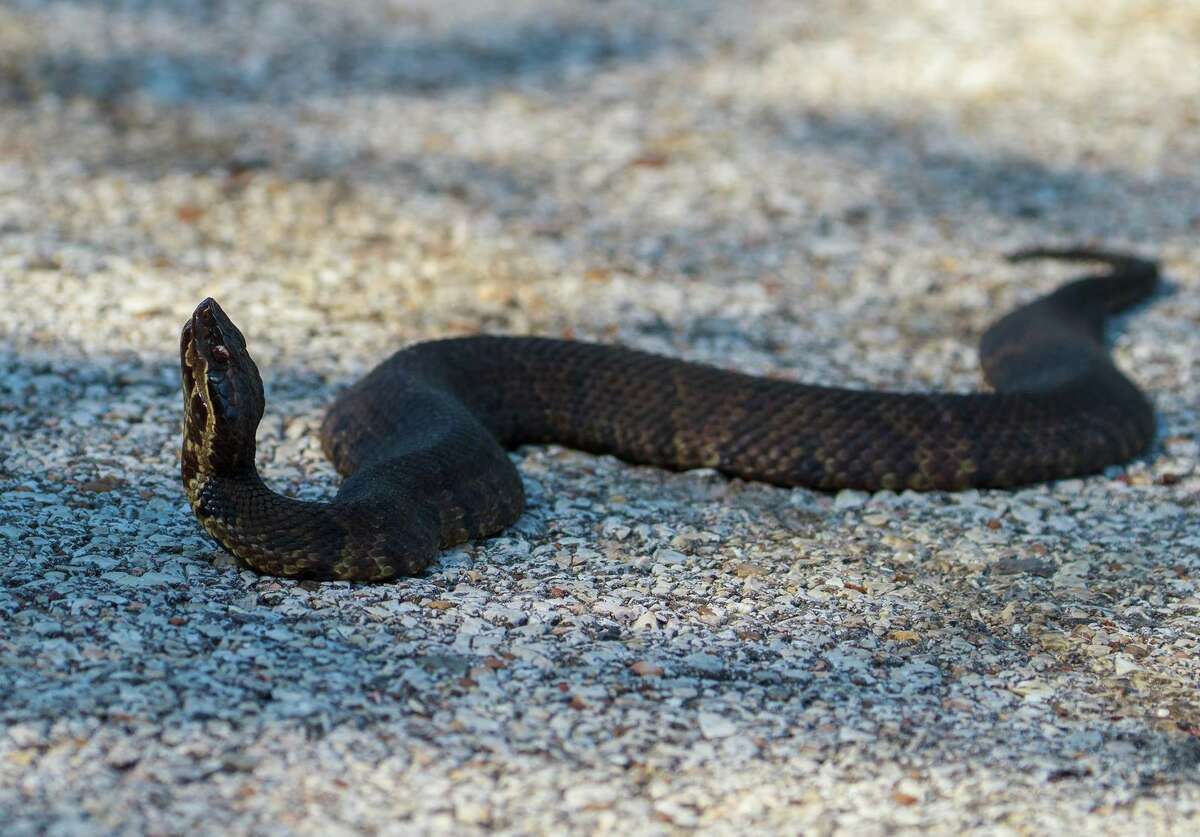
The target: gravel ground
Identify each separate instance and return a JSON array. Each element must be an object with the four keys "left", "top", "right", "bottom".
[{"left": 2, "top": 1, "right": 1199, "bottom": 833}]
